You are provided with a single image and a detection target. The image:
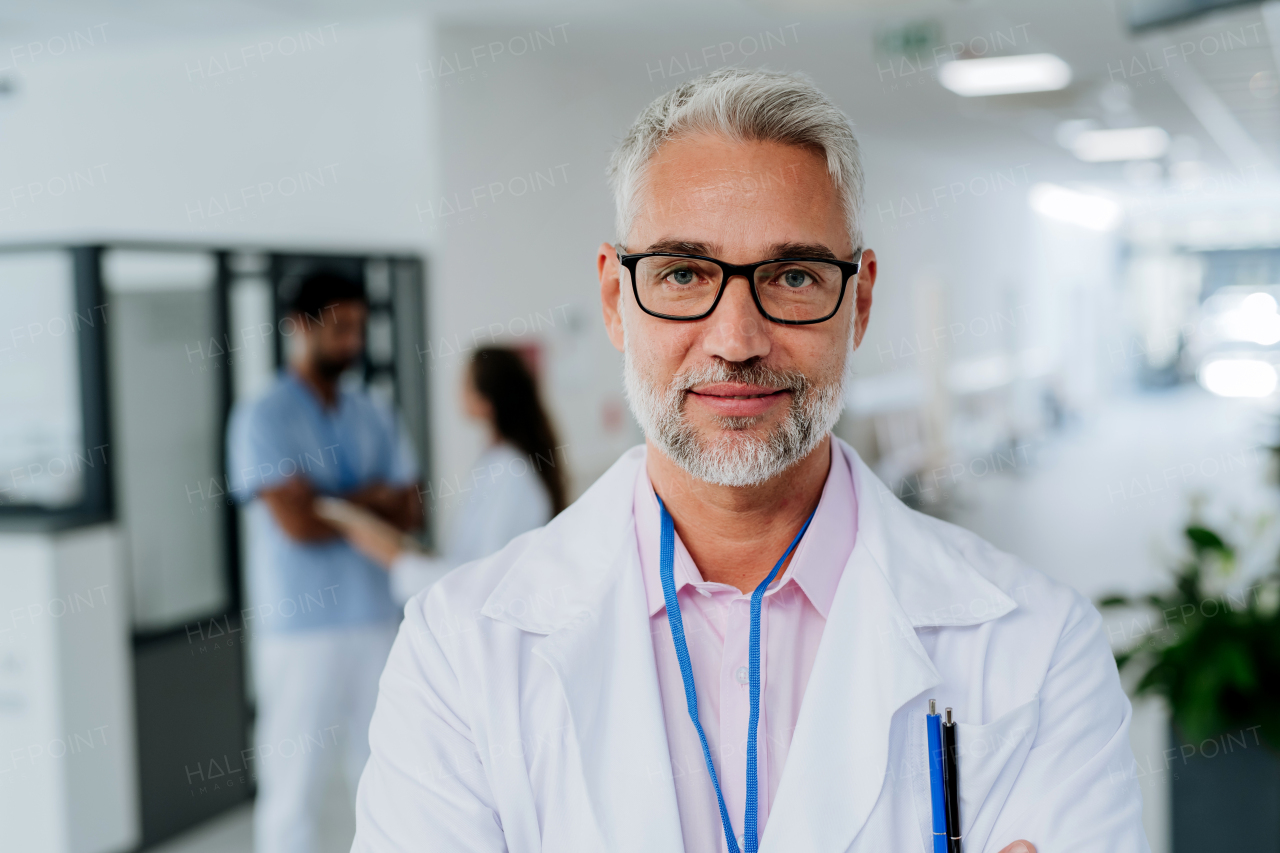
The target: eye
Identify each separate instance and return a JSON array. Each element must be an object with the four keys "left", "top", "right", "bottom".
[
  {"left": 666, "top": 267, "right": 698, "bottom": 286},
  {"left": 781, "top": 269, "right": 812, "bottom": 288}
]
